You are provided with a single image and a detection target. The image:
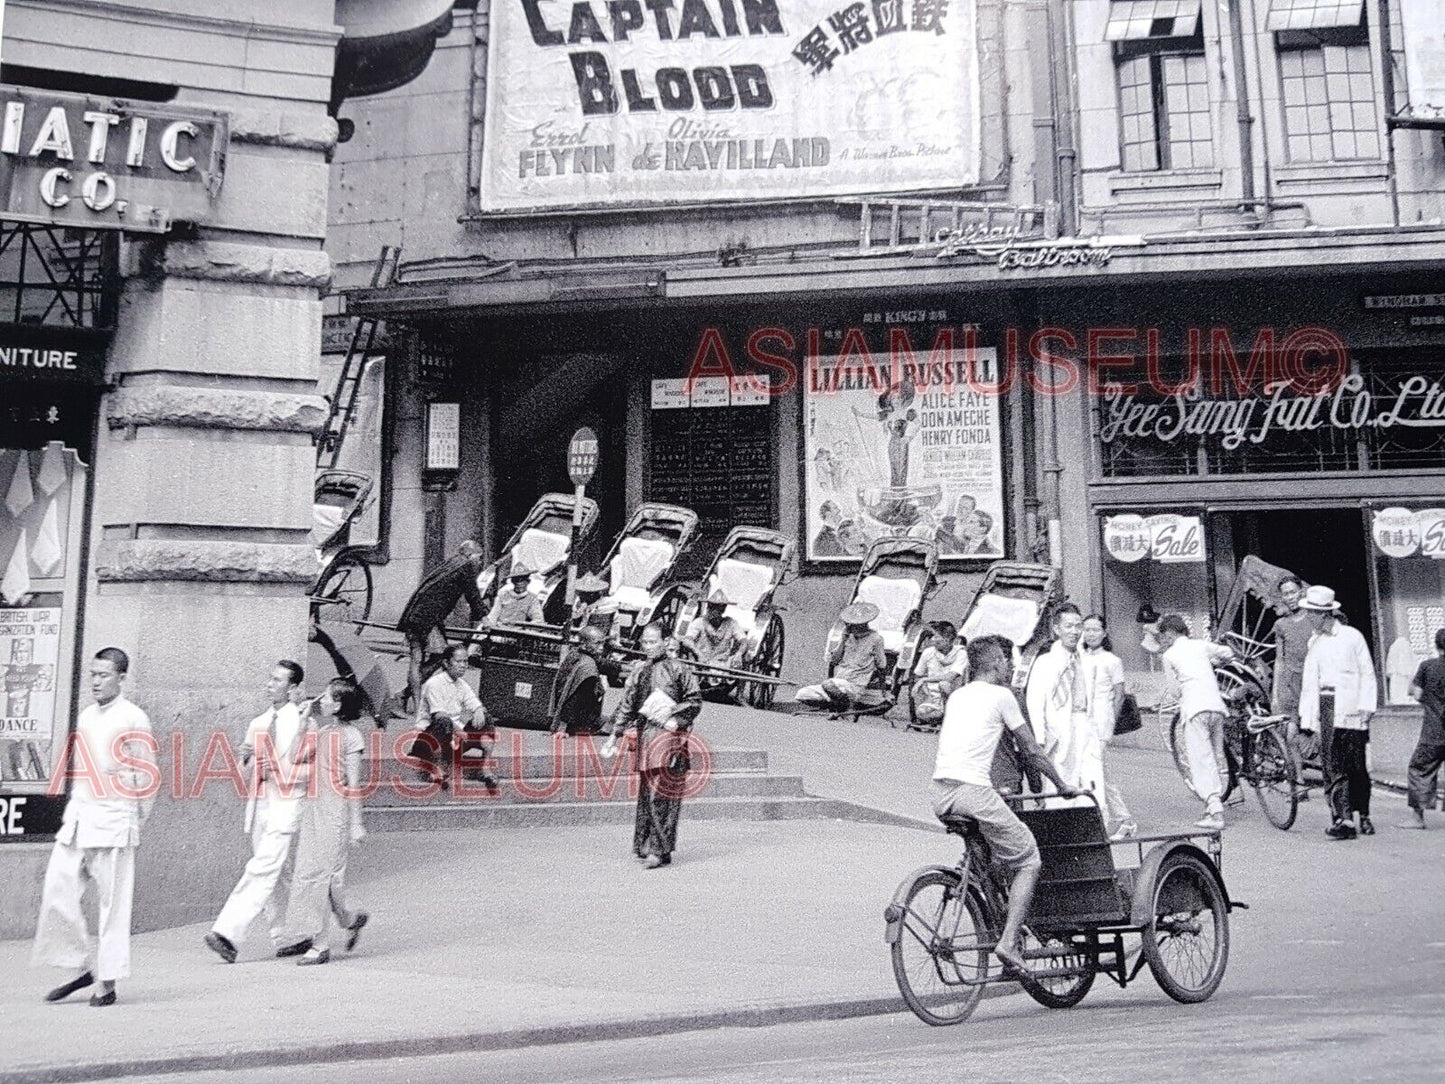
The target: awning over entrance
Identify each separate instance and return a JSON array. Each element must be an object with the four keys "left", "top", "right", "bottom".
[{"left": 332, "top": 0, "right": 459, "bottom": 107}]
